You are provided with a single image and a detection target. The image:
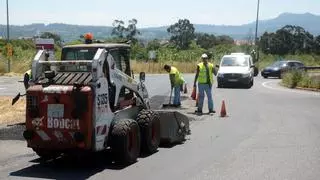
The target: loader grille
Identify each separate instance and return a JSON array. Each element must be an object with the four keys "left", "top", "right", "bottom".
[{"left": 52, "top": 72, "right": 92, "bottom": 85}]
